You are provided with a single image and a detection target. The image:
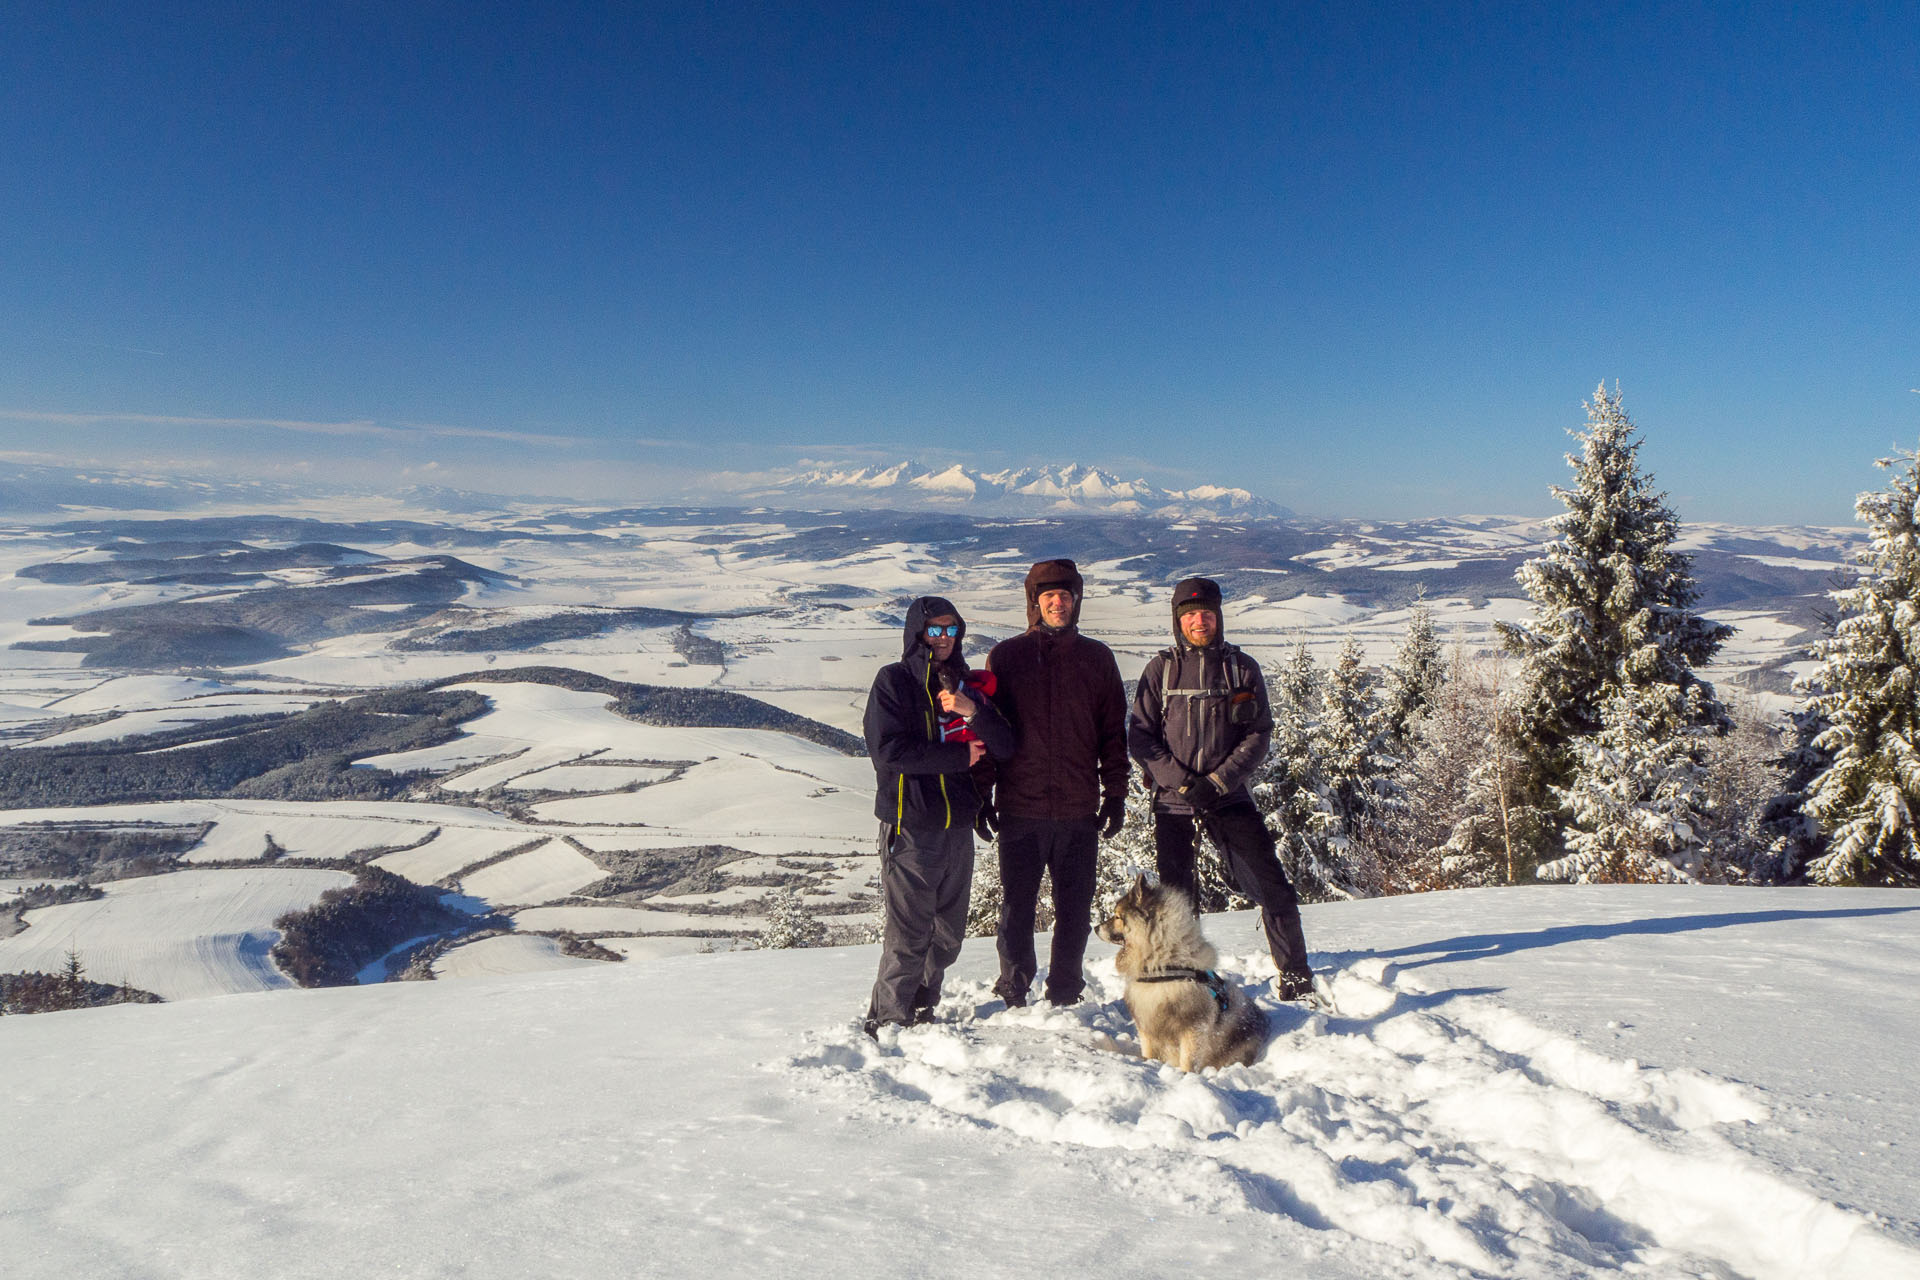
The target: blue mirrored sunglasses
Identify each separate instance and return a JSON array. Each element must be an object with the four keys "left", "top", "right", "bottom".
[{"left": 924, "top": 624, "right": 961, "bottom": 638}]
